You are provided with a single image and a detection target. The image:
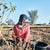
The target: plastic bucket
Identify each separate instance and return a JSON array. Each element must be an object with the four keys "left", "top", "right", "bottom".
[{"left": 35, "top": 41, "right": 48, "bottom": 50}]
